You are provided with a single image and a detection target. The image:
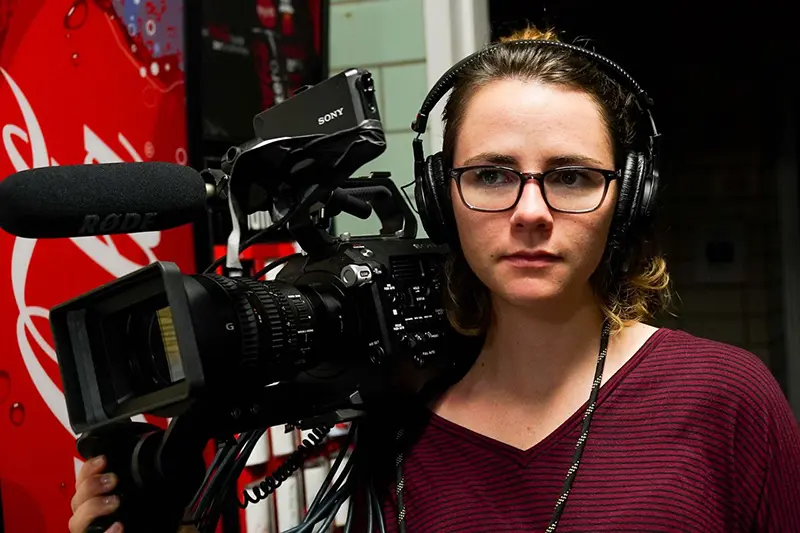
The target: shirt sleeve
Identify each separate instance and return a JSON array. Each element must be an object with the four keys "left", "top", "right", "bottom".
[{"left": 750, "top": 374, "right": 800, "bottom": 531}]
